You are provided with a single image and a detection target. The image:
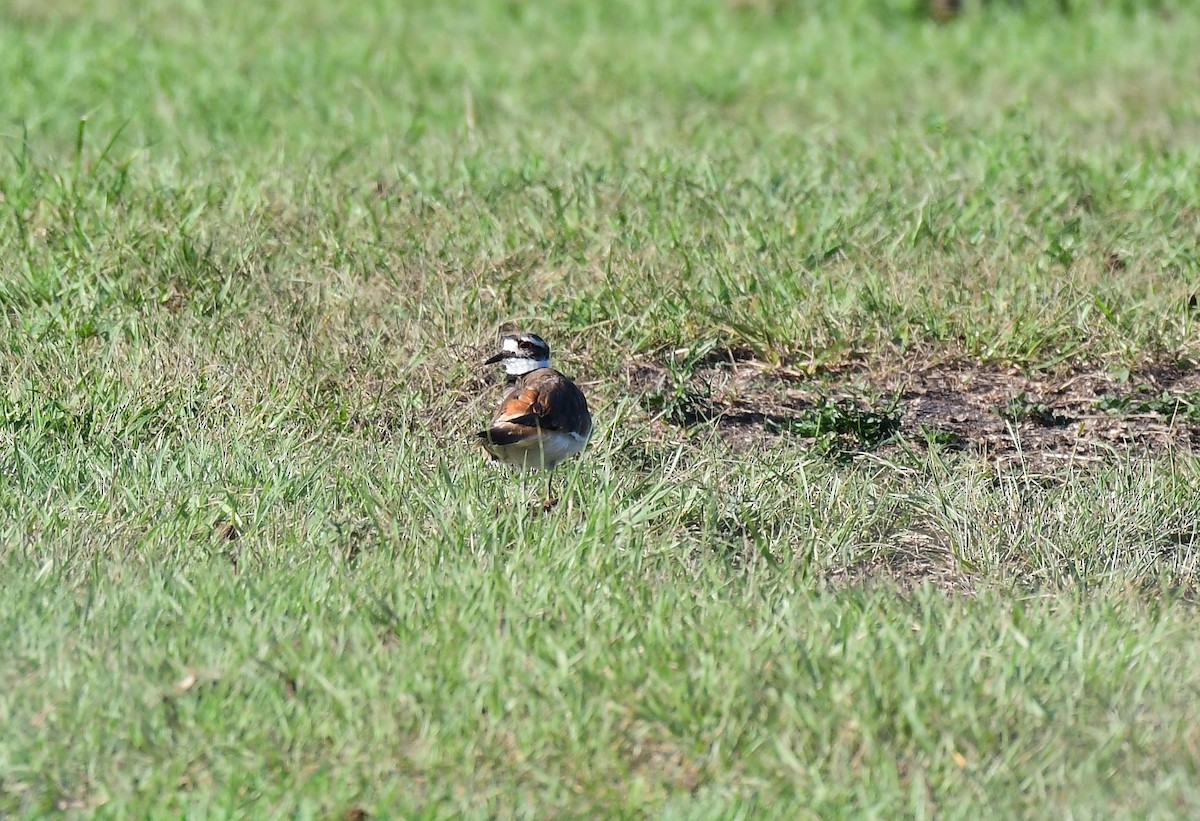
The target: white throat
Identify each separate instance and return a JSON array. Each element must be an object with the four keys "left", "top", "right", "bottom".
[{"left": 505, "top": 356, "right": 550, "bottom": 376}]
